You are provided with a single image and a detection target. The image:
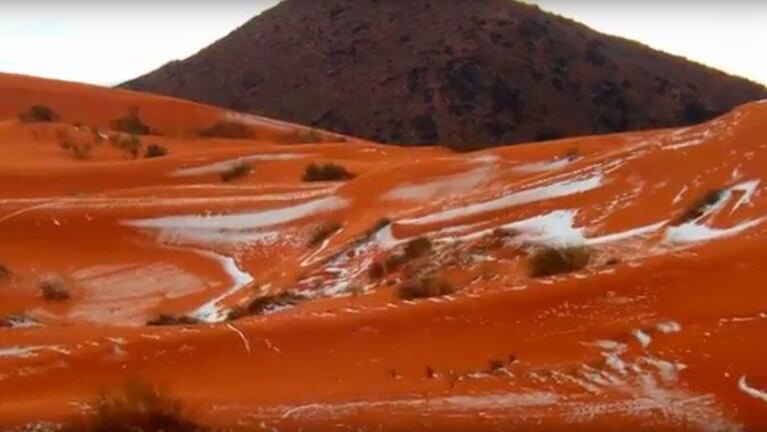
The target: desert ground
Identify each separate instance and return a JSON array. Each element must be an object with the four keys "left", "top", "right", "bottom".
[{"left": 1, "top": 72, "right": 767, "bottom": 431}]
